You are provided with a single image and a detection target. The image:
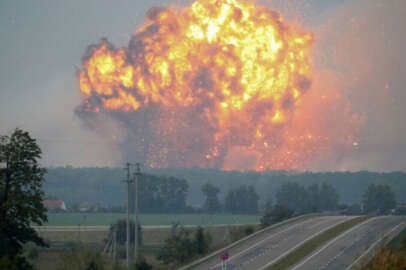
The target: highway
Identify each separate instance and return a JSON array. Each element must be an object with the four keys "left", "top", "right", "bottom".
[
  {"left": 188, "top": 215, "right": 352, "bottom": 270},
  {"left": 289, "top": 216, "right": 406, "bottom": 270}
]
